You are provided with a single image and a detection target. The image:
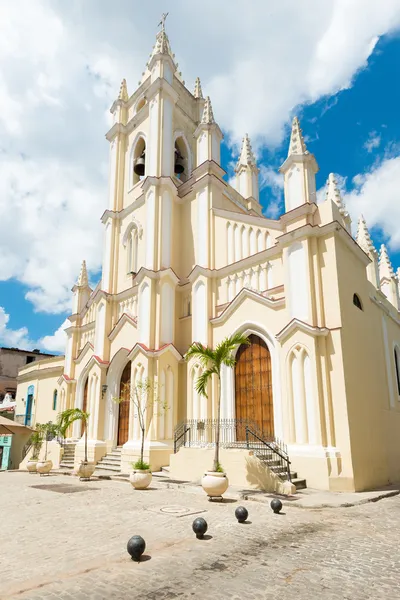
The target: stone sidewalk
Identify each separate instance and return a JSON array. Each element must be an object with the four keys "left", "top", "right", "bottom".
[
  {"left": 60, "top": 468, "right": 400, "bottom": 510},
  {"left": 2, "top": 470, "right": 400, "bottom": 599}
]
